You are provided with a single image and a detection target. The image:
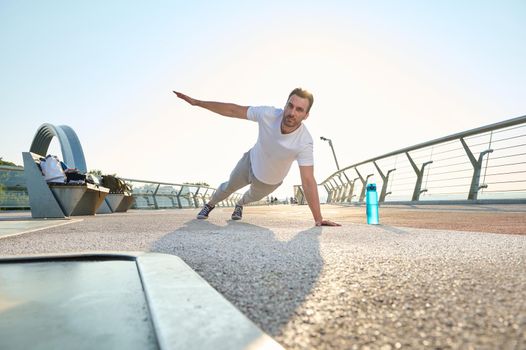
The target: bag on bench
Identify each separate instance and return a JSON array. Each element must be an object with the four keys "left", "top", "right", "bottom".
[
  {"left": 40, "top": 155, "right": 66, "bottom": 183},
  {"left": 65, "top": 169, "right": 87, "bottom": 184},
  {"left": 101, "top": 175, "right": 131, "bottom": 194}
]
